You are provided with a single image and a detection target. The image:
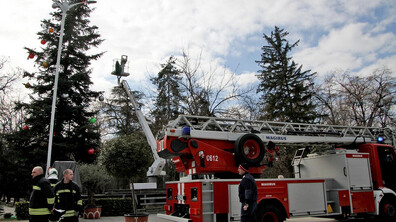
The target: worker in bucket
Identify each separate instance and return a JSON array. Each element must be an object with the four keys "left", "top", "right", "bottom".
[{"left": 238, "top": 163, "right": 258, "bottom": 222}]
